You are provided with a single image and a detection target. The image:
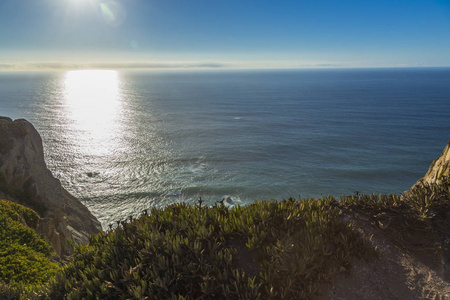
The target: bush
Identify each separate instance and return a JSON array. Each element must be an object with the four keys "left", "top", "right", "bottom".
[
  {"left": 0, "top": 199, "right": 58, "bottom": 297},
  {"left": 48, "top": 197, "right": 374, "bottom": 299}
]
